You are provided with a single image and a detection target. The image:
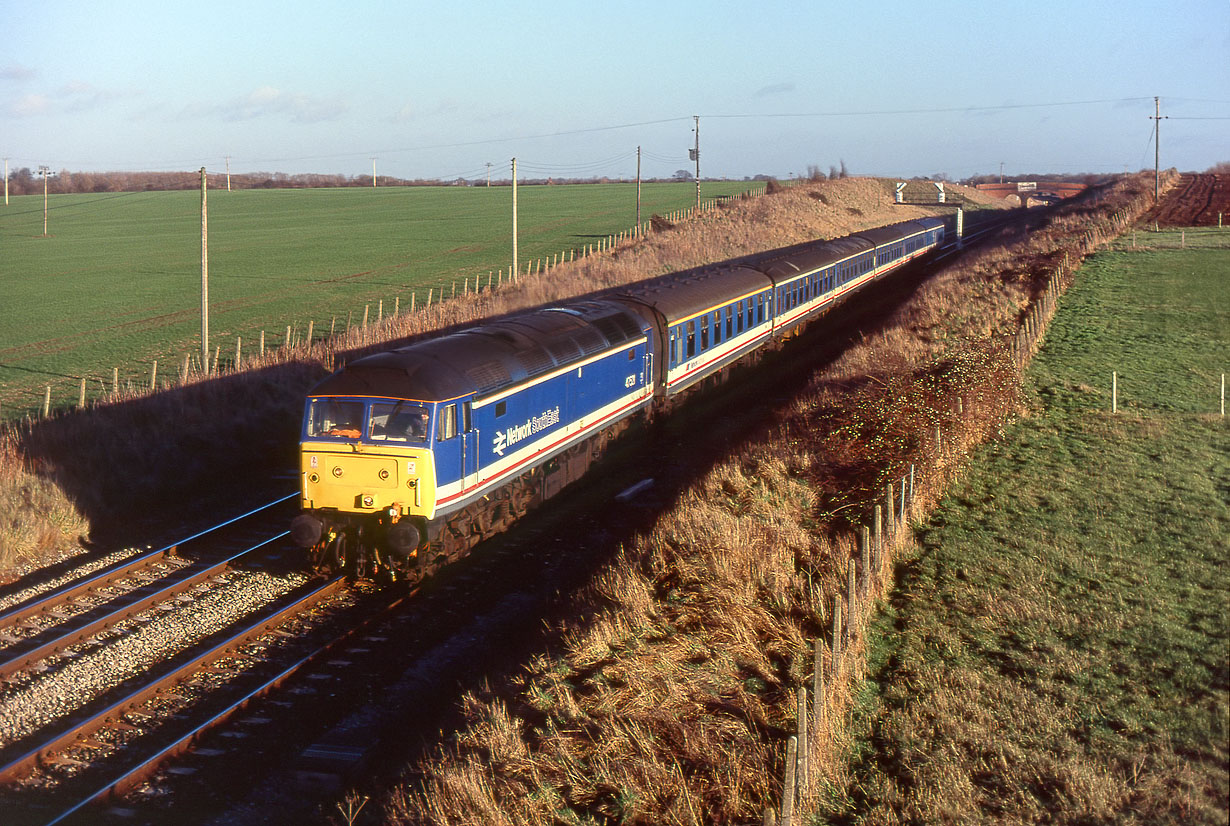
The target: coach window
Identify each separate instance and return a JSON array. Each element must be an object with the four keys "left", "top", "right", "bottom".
[
  {"left": 463, "top": 401, "right": 472, "bottom": 432},
  {"left": 686, "top": 320, "right": 696, "bottom": 358},
  {"left": 439, "top": 403, "right": 457, "bottom": 441},
  {"left": 726, "top": 306, "right": 734, "bottom": 338},
  {"left": 674, "top": 326, "right": 684, "bottom": 365},
  {"left": 700, "top": 315, "right": 709, "bottom": 350}
]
